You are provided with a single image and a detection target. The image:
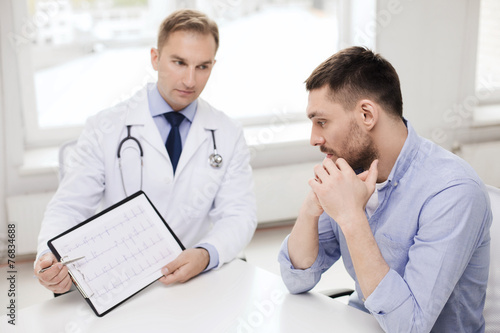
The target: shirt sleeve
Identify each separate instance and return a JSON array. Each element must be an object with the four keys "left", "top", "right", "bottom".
[
  {"left": 196, "top": 243, "right": 219, "bottom": 271},
  {"left": 278, "top": 212, "right": 342, "bottom": 294},
  {"left": 364, "top": 181, "right": 491, "bottom": 333}
]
